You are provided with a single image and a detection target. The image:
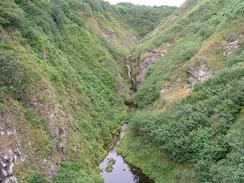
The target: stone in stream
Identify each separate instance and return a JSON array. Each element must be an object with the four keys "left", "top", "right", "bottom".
[
  {"left": 108, "top": 158, "right": 116, "bottom": 165},
  {"left": 105, "top": 158, "right": 116, "bottom": 173},
  {"left": 105, "top": 164, "right": 113, "bottom": 173}
]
